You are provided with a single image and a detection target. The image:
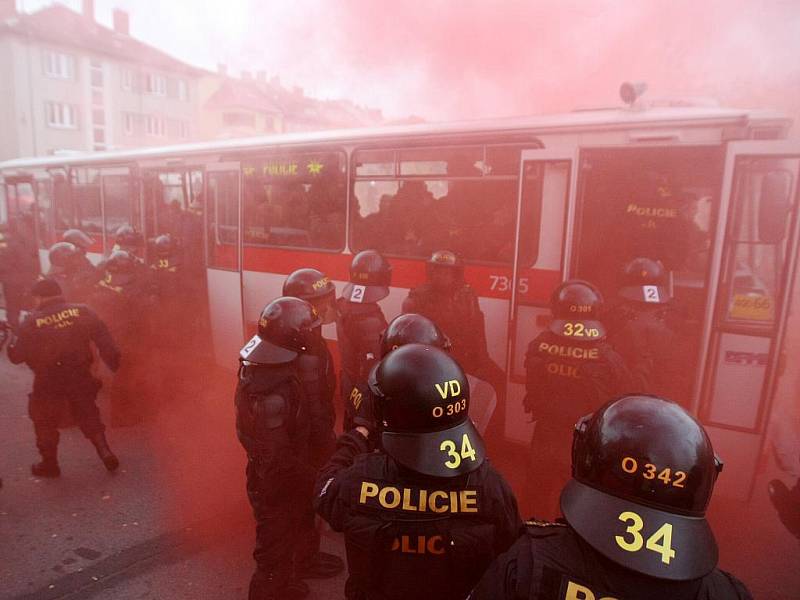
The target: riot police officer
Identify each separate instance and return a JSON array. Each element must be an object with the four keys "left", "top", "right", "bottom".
[
  {"left": 336, "top": 250, "right": 391, "bottom": 430},
  {"left": 236, "top": 297, "right": 344, "bottom": 599},
  {"left": 47, "top": 241, "right": 99, "bottom": 302},
  {"left": 92, "top": 250, "right": 154, "bottom": 425},
  {"left": 283, "top": 268, "right": 338, "bottom": 460},
  {"left": 112, "top": 224, "right": 145, "bottom": 257},
  {"left": 8, "top": 278, "right": 121, "bottom": 477},
  {"left": 524, "top": 280, "right": 632, "bottom": 519},
  {"left": 0, "top": 220, "right": 39, "bottom": 332},
  {"left": 608, "top": 257, "right": 686, "bottom": 403},
  {"left": 346, "top": 313, "right": 452, "bottom": 435},
  {"left": 62, "top": 228, "right": 95, "bottom": 257},
  {"left": 470, "top": 395, "right": 753, "bottom": 599},
  {"left": 315, "top": 344, "right": 522, "bottom": 600},
  {"left": 402, "top": 250, "right": 506, "bottom": 432},
  {"left": 283, "top": 267, "right": 337, "bottom": 324}
]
